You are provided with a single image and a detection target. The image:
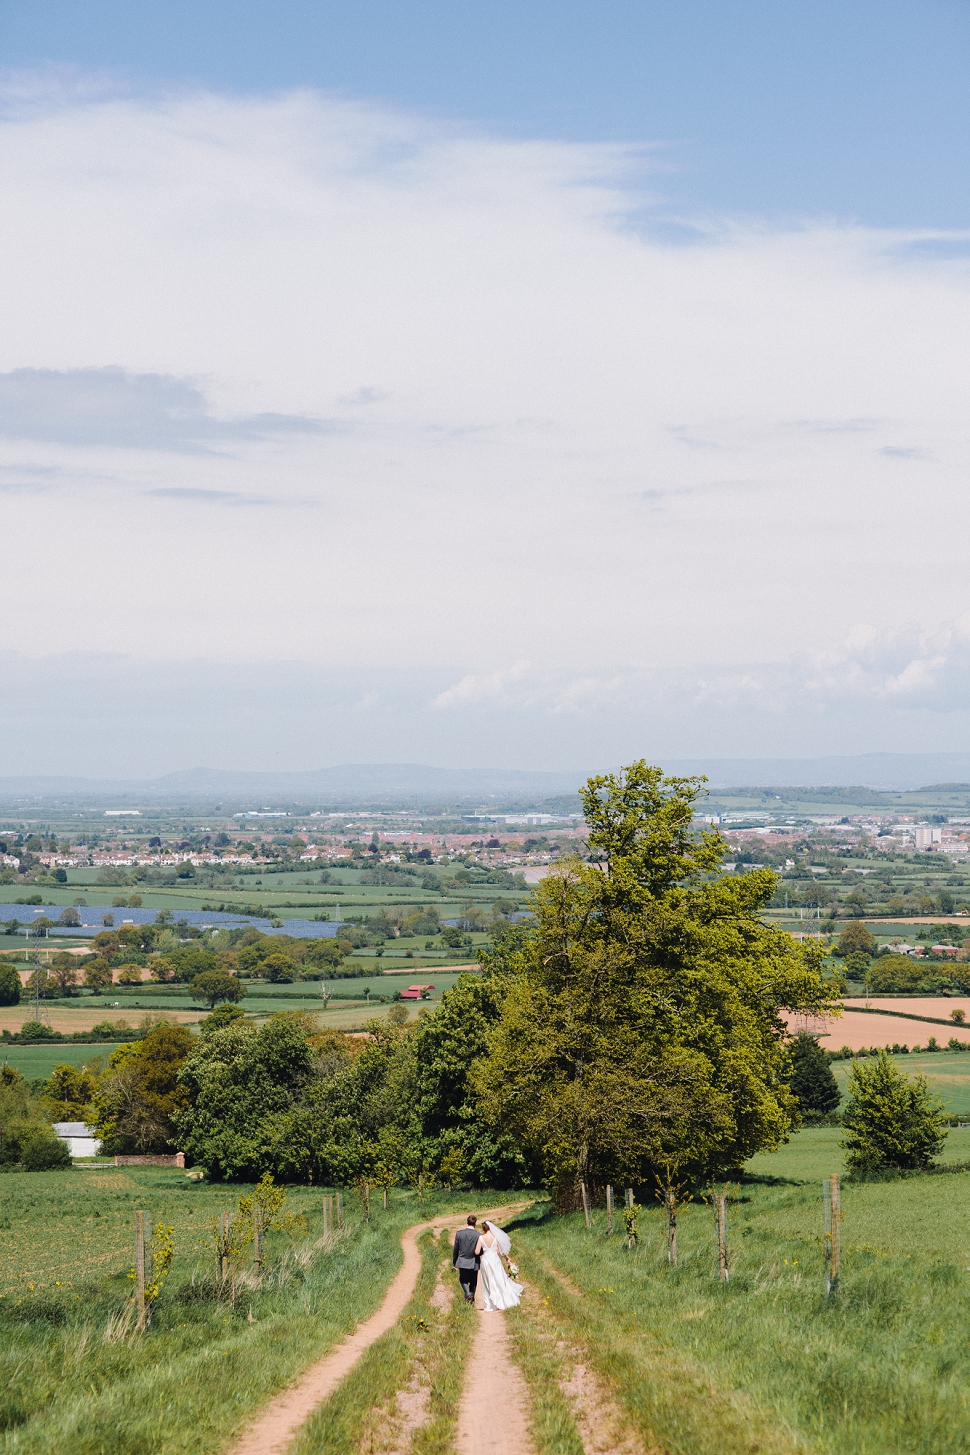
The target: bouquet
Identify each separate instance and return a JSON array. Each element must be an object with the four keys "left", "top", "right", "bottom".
[{"left": 508, "top": 1261, "right": 519, "bottom": 1278}]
